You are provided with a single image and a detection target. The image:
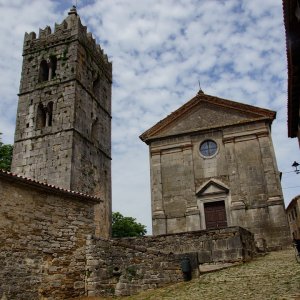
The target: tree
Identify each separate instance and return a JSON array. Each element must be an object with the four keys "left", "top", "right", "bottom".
[
  {"left": 112, "top": 212, "right": 147, "bottom": 237},
  {"left": 0, "top": 133, "right": 13, "bottom": 171}
]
